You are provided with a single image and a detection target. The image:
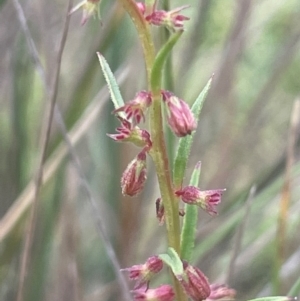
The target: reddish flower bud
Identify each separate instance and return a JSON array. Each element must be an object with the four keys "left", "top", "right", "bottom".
[
  {"left": 107, "top": 117, "right": 152, "bottom": 149},
  {"left": 113, "top": 91, "right": 152, "bottom": 125},
  {"left": 176, "top": 262, "right": 211, "bottom": 301},
  {"left": 145, "top": 5, "right": 190, "bottom": 31},
  {"left": 132, "top": 285, "right": 175, "bottom": 301},
  {"left": 69, "top": 0, "right": 101, "bottom": 25},
  {"left": 175, "top": 186, "right": 225, "bottom": 215},
  {"left": 161, "top": 90, "right": 196, "bottom": 137},
  {"left": 122, "top": 256, "right": 163, "bottom": 289},
  {"left": 121, "top": 151, "right": 147, "bottom": 196},
  {"left": 206, "top": 284, "right": 236, "bottom": 301}
]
